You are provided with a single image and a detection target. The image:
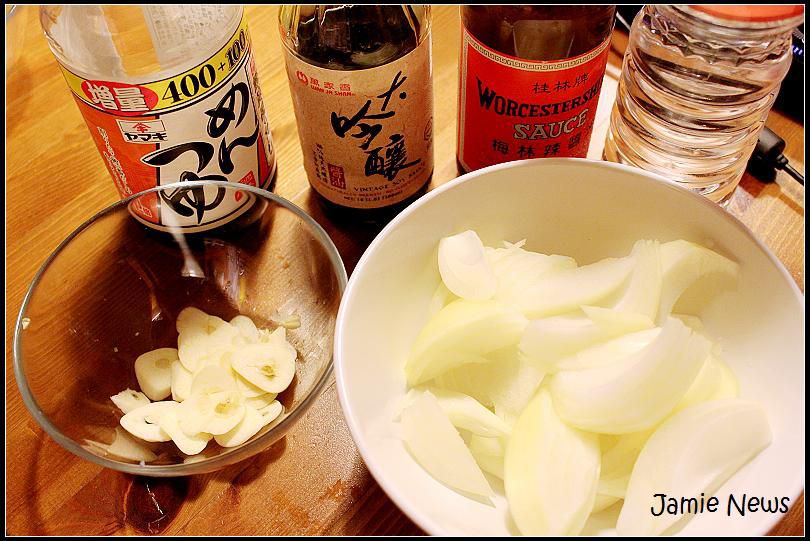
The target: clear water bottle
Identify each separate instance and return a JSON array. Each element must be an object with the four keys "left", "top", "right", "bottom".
[
  {"left": 604, "top": 5, "right": 804, "bottom": 204},
  {"left": 40, "top": 5, "right": 276, "bottom": 232}
]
